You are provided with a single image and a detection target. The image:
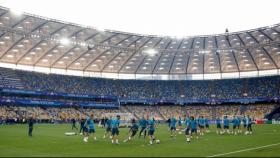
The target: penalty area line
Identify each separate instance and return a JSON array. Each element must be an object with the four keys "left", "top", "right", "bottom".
[{"left": 207, "top": 142, "right": 280, "bottom": 157}]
